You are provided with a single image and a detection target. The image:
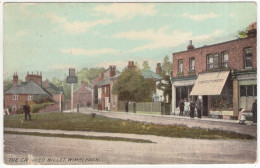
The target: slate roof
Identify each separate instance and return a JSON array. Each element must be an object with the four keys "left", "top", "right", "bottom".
[
  {"left": 141, "top": 70, "right": 160, "bottom": 79},
  {"left": 97, "top": 77, "right": 110, "bottom": 87},
  {"left": 5, "top": 79, "right": 50, "bottom": 95},
  {"left": 42, "top": 81, "right": 63, "bottom": 94}
]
